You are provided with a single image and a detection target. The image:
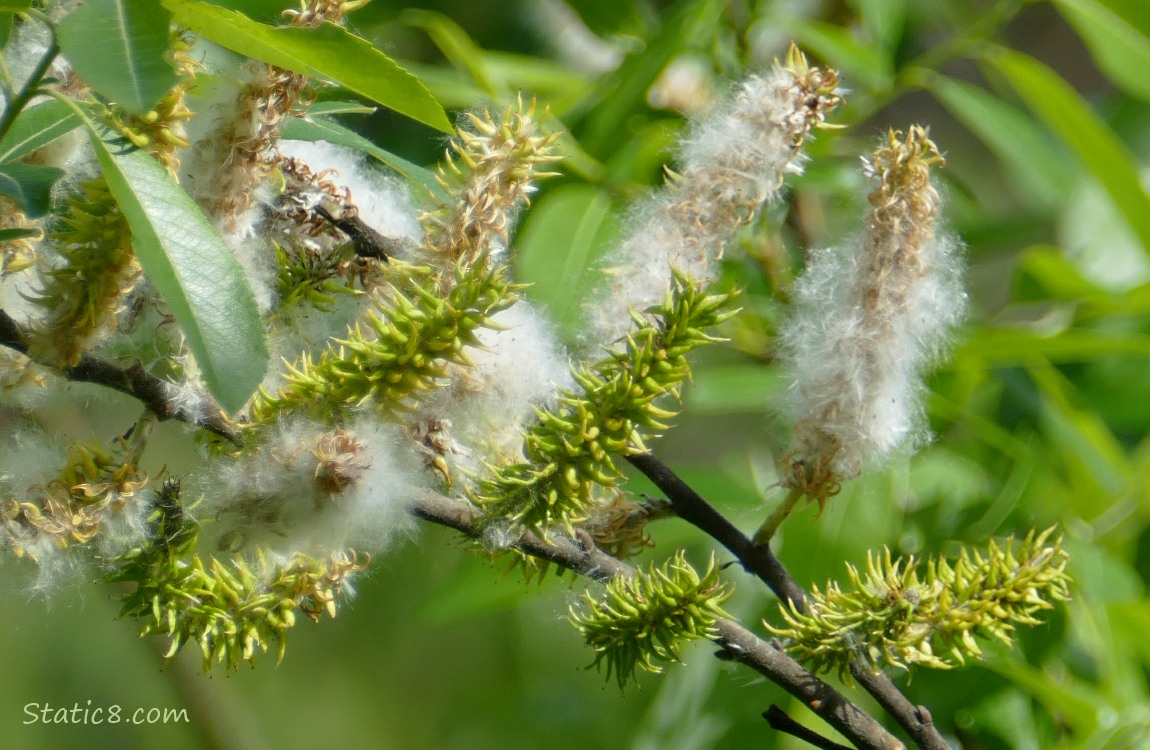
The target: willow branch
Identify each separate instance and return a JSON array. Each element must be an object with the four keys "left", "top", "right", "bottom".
[
  {"left": 0, "top": 308, "right": 241, "bottom": 444},
  {"left": 765, "top": 704, "right": 854, "bottom": 750},
  {"left": 2, "top": 303, "right": 910, "bottom": 750},
  {"left": 410, "top": 489, "right": 904, "bottom": 750},
  {"left": 625, "top": 451, "right": 951, "bottom": 750}
]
